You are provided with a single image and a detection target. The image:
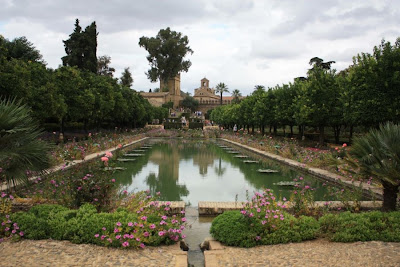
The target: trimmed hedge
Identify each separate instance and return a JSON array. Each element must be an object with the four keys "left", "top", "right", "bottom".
[
  {"left": 319, "top": 211, "right": 400, "bottom": 242},
  {"left": 210, "top": 211, "right": 319, "bottom": 247},
  {"left": 9, "top": 203, "right": 182, "bottom": 247}
]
